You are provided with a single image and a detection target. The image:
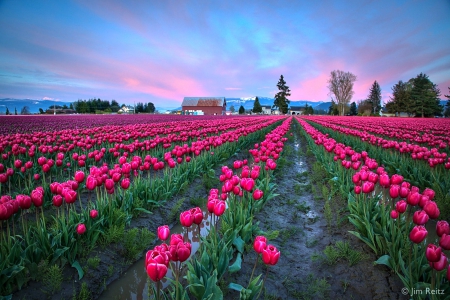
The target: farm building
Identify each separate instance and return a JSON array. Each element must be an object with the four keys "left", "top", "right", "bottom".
[
  {"left": 181, "top": 97, "right": 226, "bottom": 115},
  {"left": 289, "top": 106, "right": 305, "bottom": 115},
  {"left": 261, "top": 105, "right": 272, "bottom": 115}
]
